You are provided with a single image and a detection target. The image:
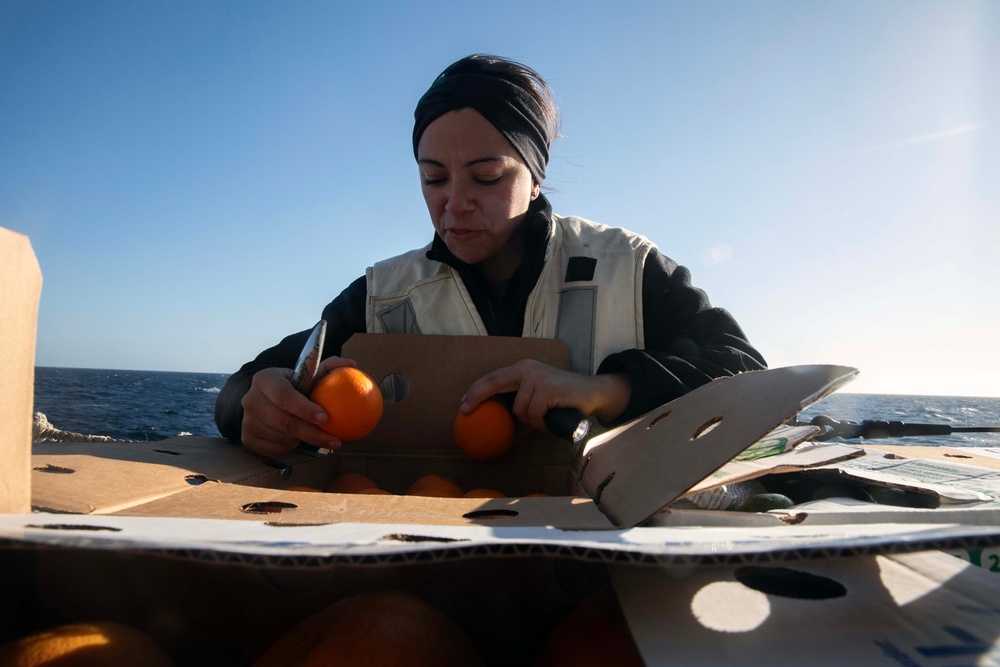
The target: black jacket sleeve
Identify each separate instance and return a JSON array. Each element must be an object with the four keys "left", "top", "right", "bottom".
[
  {"left": 597, "top": 248, "right": 767, "bottom": 423},
  {"left": 214, "top": 276, "right": 369, "bottom": 443}
]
